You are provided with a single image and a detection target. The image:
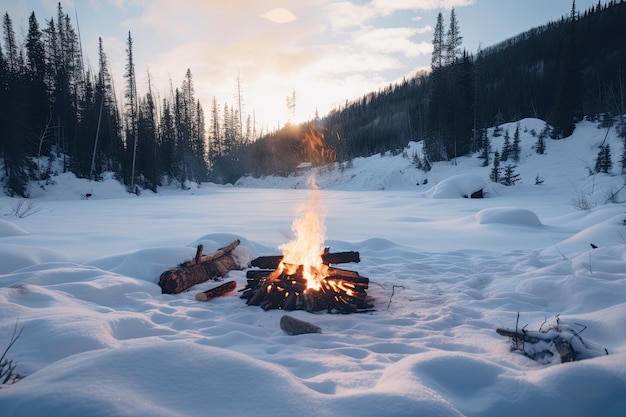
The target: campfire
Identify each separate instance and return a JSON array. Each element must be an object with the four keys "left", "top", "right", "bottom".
[{"left": 240, "top": 176, "right": 373, "bottom": 313}]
